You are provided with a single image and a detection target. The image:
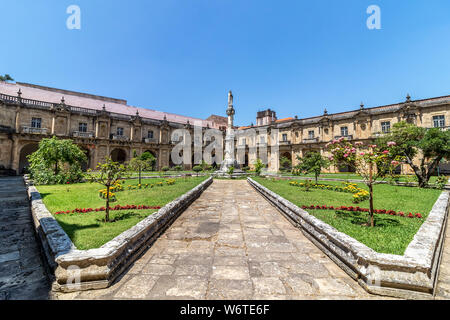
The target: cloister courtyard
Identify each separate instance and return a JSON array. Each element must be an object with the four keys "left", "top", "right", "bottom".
[{"left": 1, "top": 171, "right": 449, "bottom": 300}]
